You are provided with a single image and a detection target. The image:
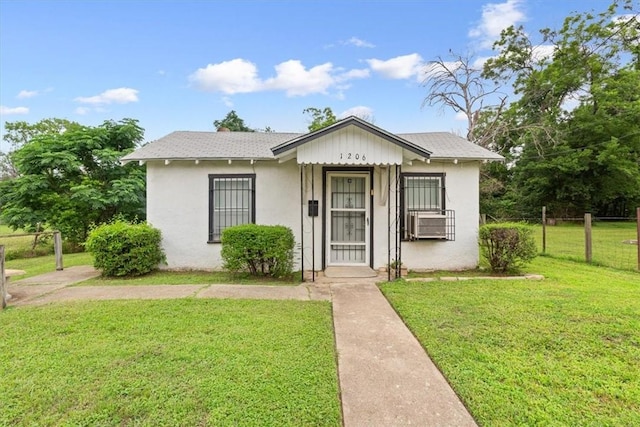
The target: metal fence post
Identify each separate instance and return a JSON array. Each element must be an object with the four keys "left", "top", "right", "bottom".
[
  {"left": 585, "top": 213, "right": 592, "bottom": 264},
  {"left": 542, "top": 206, "right": 547, "bottom": 254},
  {"left": 637, "top": 207, "right": 640, "bottom": 272}
]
